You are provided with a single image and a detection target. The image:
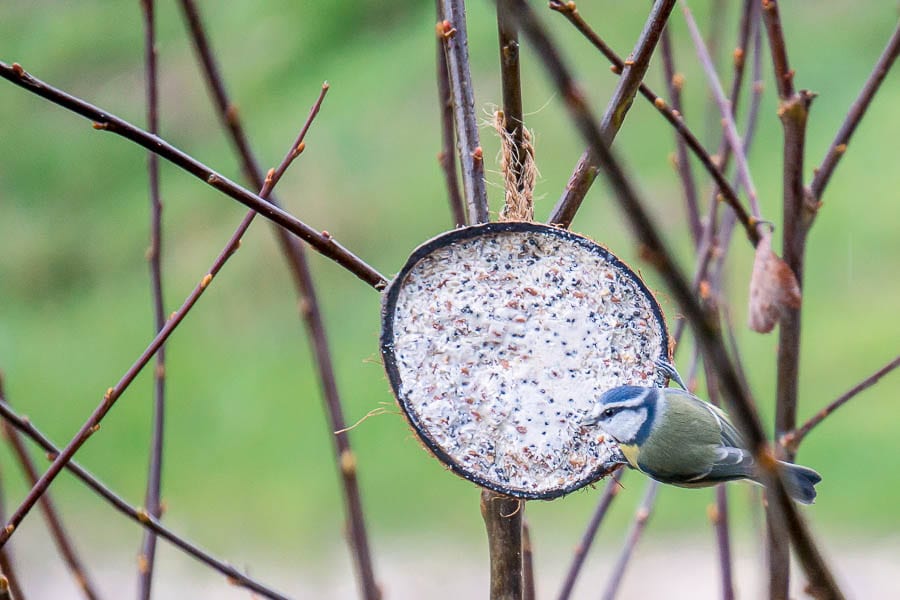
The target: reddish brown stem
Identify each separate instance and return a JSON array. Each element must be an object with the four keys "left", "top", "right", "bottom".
[
  {"left": 2, "top": 417, "right": 100, "bottom": 600},
  {"left": 0, "top": 61, "right": 386, "bottom": 290},
  {"left": 0, "top": 395, "right": 288, "bottom": 600},
  {"left": 659, "top": 25, "right": 701, "bottom": 246},
  {"left": 548, "top": 0, "right": 677, "bottom": 228},
  {"left": 435, "top": 0, "right": 466, "bottom": 226},
  {"left": 440, "top": 0, "right": 489, "bottom": 224},
  {"left": 522, "top": 520, "right": 535, "bottom": 600},
  {"left": 0, "top": 461, "right": 25, "bottom": 600},
  {"left": 783, "top": 355, "right": 900, "bottom": 453},
  {"left": 176, "top": 2, "right": 381, "bottom": 596},
  {"left": 809, "top": 21, "right": 900, "bottom": 208},
  {"left": 138, "top": 0, "right": 166, "bottom": 596},
  {"left": 556, "top": 469, "right": 623, "bottom": 600},
  {"left": 600, "top": 481, "right": 658, "bottom": 600}
]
